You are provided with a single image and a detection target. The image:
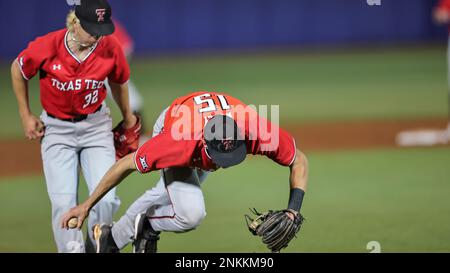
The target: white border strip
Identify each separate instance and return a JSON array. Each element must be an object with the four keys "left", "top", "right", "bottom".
[
  {"left": 288, "top": 137, "right": 297, "bottom": 166},
  {"left": 204, "top": 146, "right": 212, "bottom": 160},
  {"left": 64, "top": 30, "right": 99, "bottom": 64},
  {"left": 64, "top": 30, "right": 81, "bottom": 64},
  {"left": 81, "top": 39, "right": 99, "bottom": 62},
  {"left": 133, "top": 151, "right": 142, "bottom": 174},
  {"left": 16, "top": 58, "right": 29, "bottom": 80}
]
